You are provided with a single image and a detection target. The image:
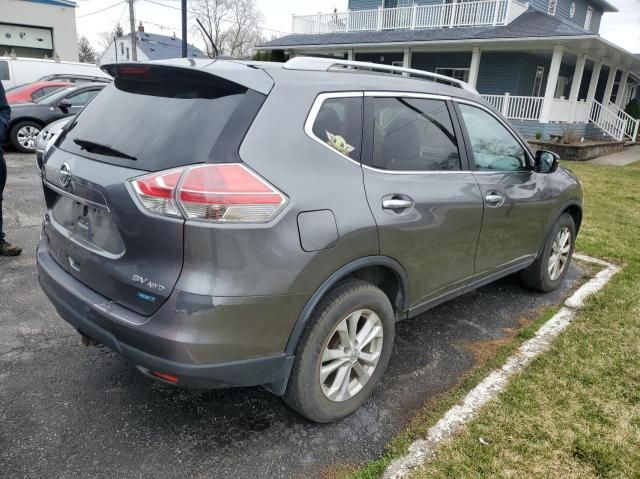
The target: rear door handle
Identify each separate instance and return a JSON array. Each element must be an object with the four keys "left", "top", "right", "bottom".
[
  {"left": 485, "top": 191, "right": 505, "bottom": 207},
  {"left": 382, "top": 196, "right": 414, "bottom": 210}
]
